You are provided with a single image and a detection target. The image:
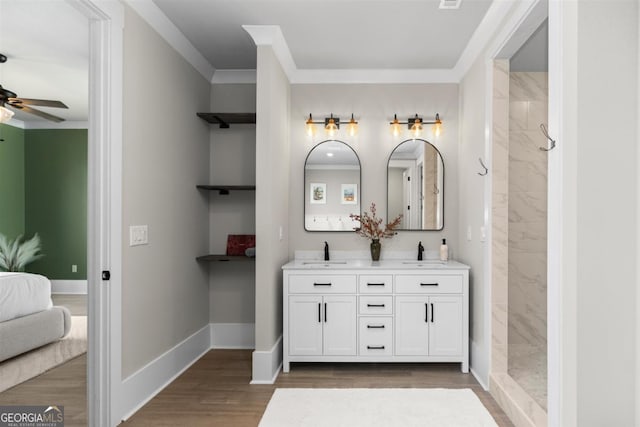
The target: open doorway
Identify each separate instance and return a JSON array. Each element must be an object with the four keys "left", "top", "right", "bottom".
[
  {"left": 0, "top": 0, "right": 93, "bottom": 424},
  {"left": 488, "top": 4, "right": 550, "bottom": 426}
]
